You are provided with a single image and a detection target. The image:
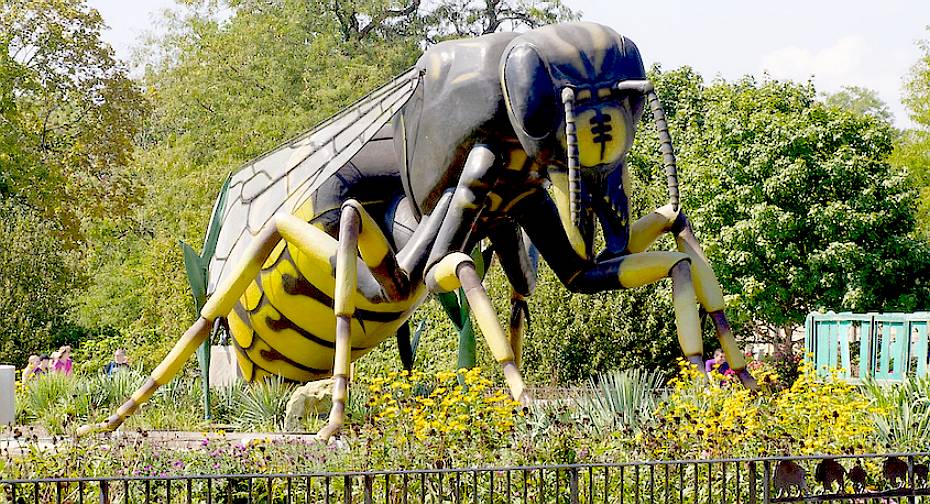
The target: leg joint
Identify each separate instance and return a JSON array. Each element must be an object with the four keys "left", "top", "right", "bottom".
[
  {"left": 425, "top": 252, "right": 473, "bottom": 293},
  {"left": 670, "top": 211, "right": 690, "bottom": 236}
]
